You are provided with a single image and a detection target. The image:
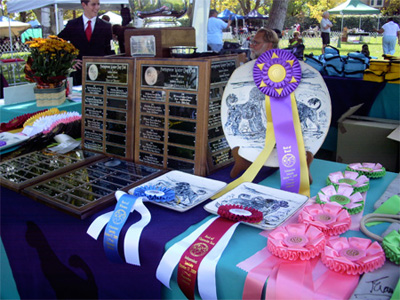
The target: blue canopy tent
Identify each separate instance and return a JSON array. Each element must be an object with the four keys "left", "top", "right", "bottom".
[
  {"left": 218, "top": 9, "right": 244, "bottom": 34},
  {"left": 218, "top": 9, "right": 244, "bottom": 21},
  {"left": 245, "top": 9, "right": 268, "bottom": 19},
  {"left": 245, "top": 9, "right": 268, "bottom": 28}
]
